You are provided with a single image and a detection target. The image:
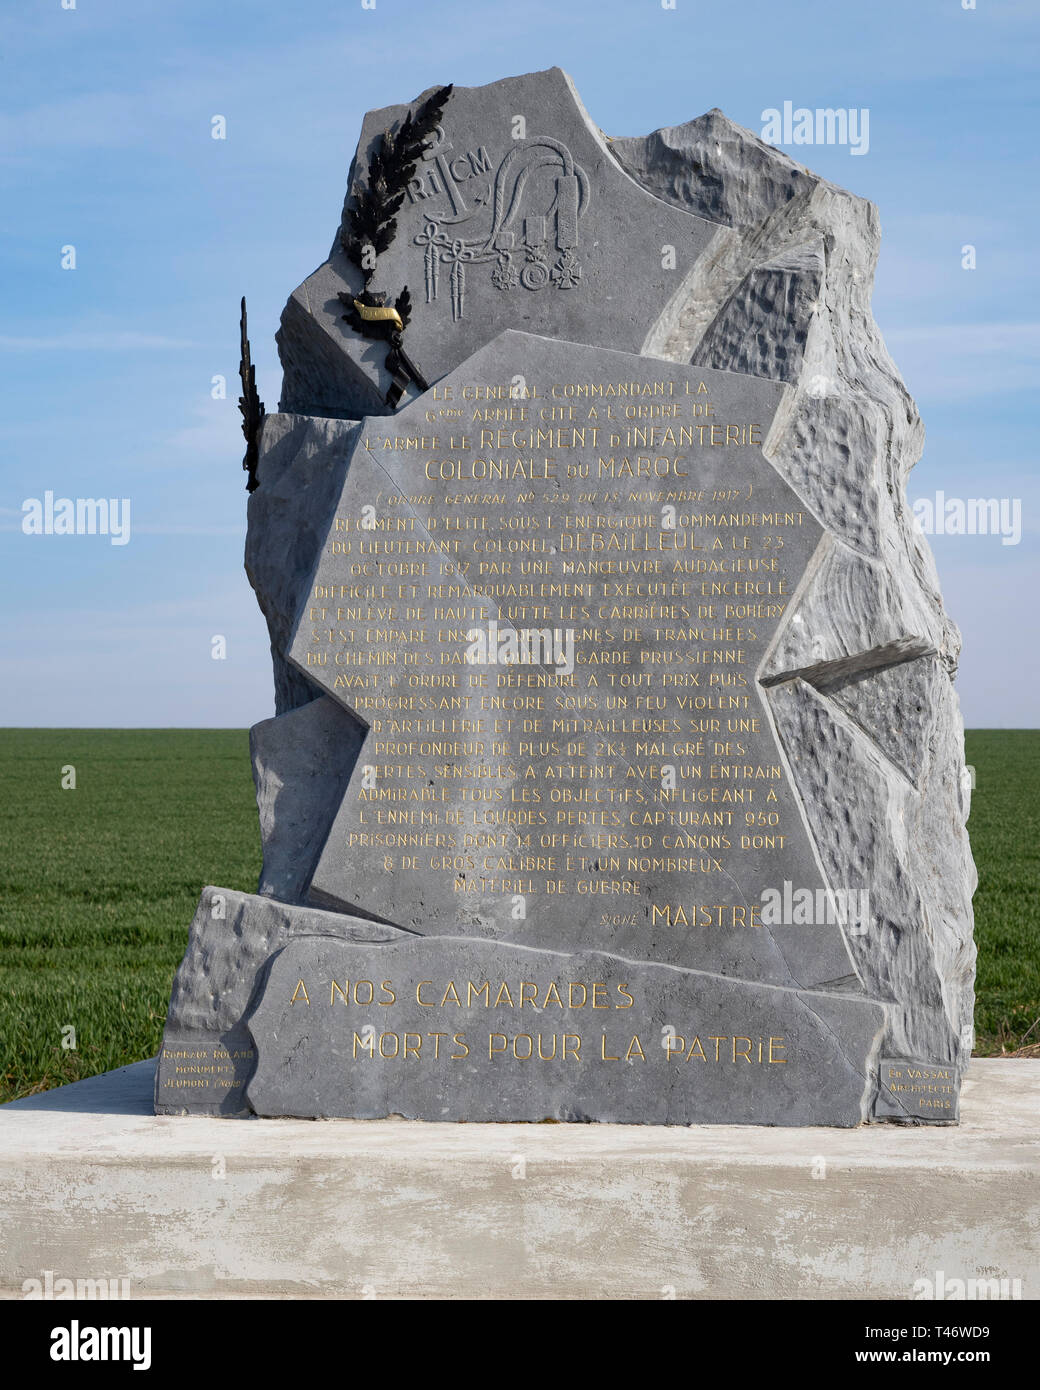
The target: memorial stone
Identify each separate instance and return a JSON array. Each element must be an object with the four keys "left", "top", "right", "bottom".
[{"left": 157, "top": 69, "right": 976, "bottom": 1127}]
